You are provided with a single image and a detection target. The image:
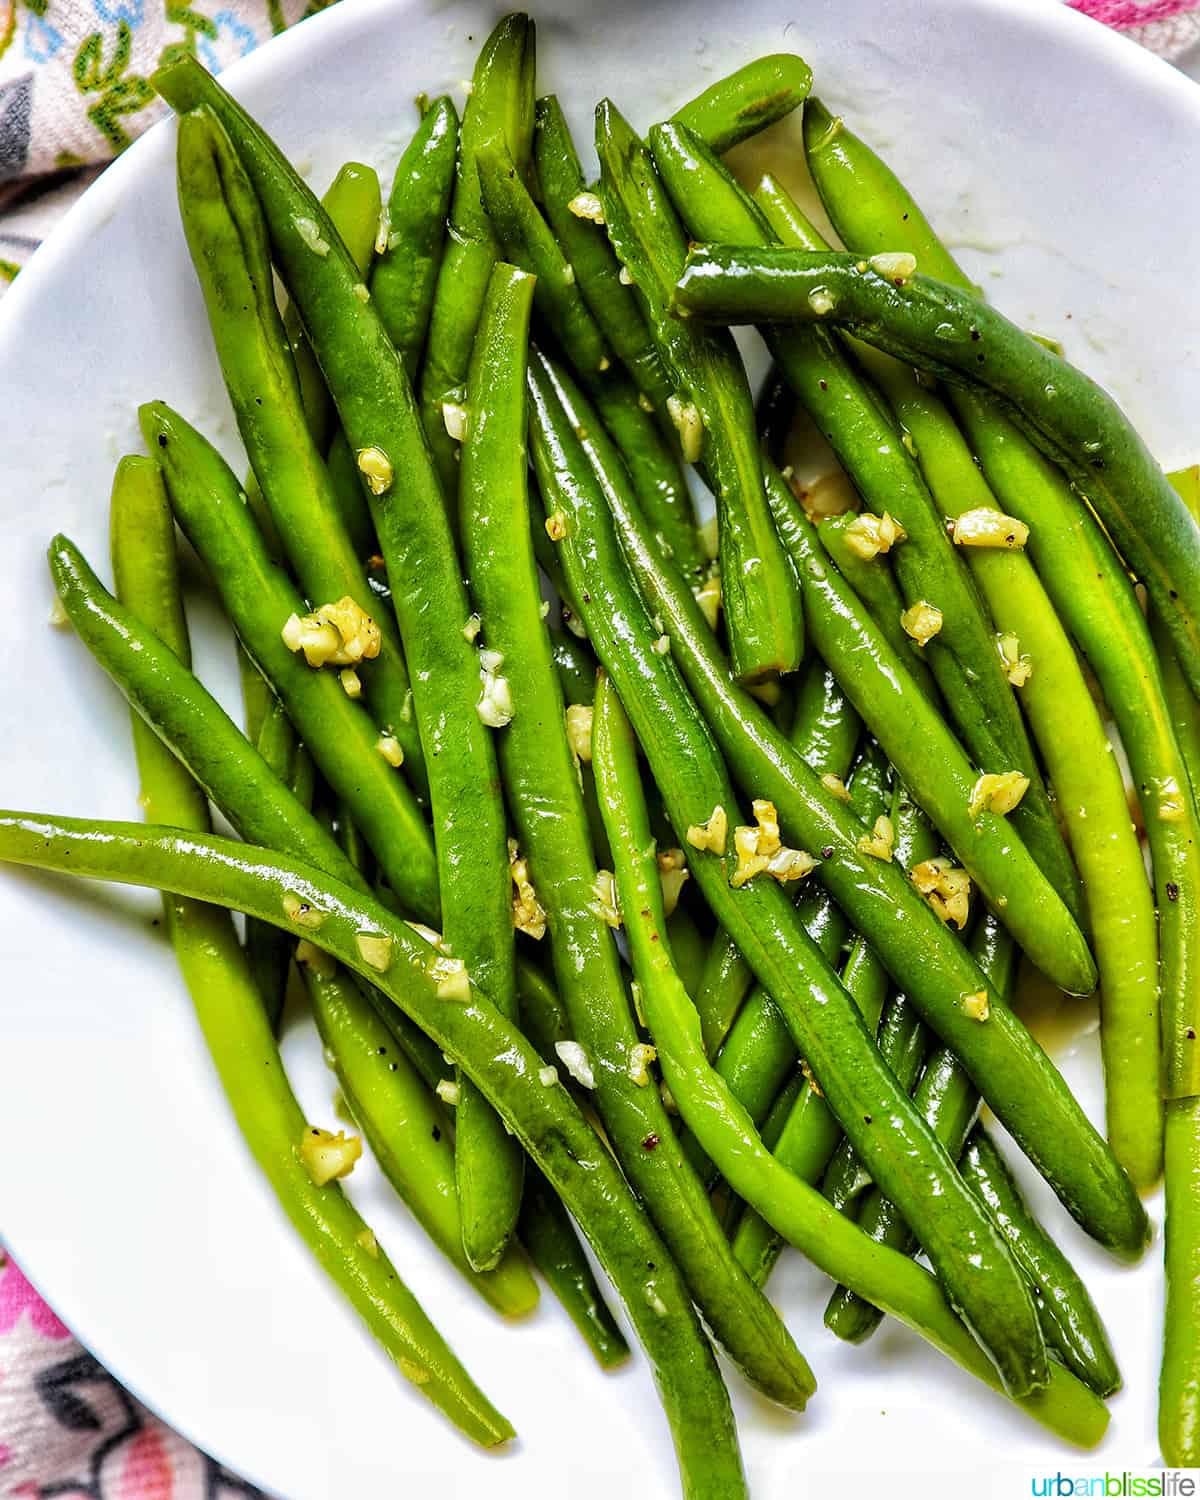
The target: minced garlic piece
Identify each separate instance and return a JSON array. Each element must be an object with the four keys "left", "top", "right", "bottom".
[
  {"left": 538, "top": 1065, "right": 558, "bottom": 1087},
  {"left": 997, "top": 632, "right": 1032, "bottom": 686},
  {"left": 590, "top": 869, "right": 622, "bottom": 928},
  {"left": 568, "top": 191, "right": 605, "bottom": 223},
  {"left": 960, "top": 990, "right": 990, "bottom": 1022},
  {"left": 652, "top": 633, "right": 671, "bottom": 655},
  {"left": 49, "top": 594, "right": 70, "bottom": 628},
  {"left": 545, "top": 510, "right": 568, "bottom": 541},
  {"left": 901, "top": 600, "right": 943, "bottom": 645},
  {"left": 952, "top": 507, "right": 1029, "bottom": 550},
  {"left": 765, "top": 846, "right": 818, "bottom": 881},
  {"left": 441, "top": 401, "right": 468, "bottom": 442},
  {"left": 283, "top": 891, "right": 325, "bottom": 929},
  {"left": 807, "top": 286, "right": 835, "bottom": 316},
  {"left": 294, "top": 215, "right": 330, "bottom": 256},
  {"left": 295, "top": 938, "right": 336, "bottom": 979},
  {"left": 799, "top": 1057, "right": 823, "bottom": 1097},
  {"left": 821, "top": 773, "right": 851, "bottom": 803},
  {"left": 731, "top": 800, "right": 815, "bottom": 887},
  {"left": 694, "top": 570, "right": 721, "bottom": 630},
  {"left": 659, "top": 1081, "right": 679, "bottom": 1114},
  {"left": 356, "top": 1227, "right": 379, "bottom": 1258},
  {"left": 508, "top": 839, "right": 547, "bottom": 939},
  {"left": 352, "top": 282, "right": 370, "bottom": 303},
  {"left": 845, "top": 510, "right": 906, "bottom": 560},
  {"left": 339, "top": 667, "right": 362, "bottom": 698},
  {"left": 282, "top": 595, "right": 381, "bottom": 668},
  {"left": 666, "top": 395, "right": 704, "bottom": 463},
  {"left": 375, "top": 209, "right": 390, "bottom": 255},
  {"left": 687, "top": 804, "right": 728, "bottom": 856},
  {"left": 477, "top": 650, "right": 514, "bottom": 728},
  {"left": 355, "top": 931, "right": 394, "bottom": 973},
  {"left": 857, "top": 814, "right": 895, "bottom": 862},
  {"left": 869, "top": 251, "right": 917, "bottom": 282},
  {"left": 911, "top": 856, "right": 972, "bottom": 929},
  {"left": 356, "top": 446, "right": 394, "bottom": 496},
  {"left": 299, "top": 1126, "right": 361, "bottom": 1186},
  {"left": 566, "top": 703, "right": 593, "bottom": 762},
  {"left": 555, "top": 1040, "right": 596, "bottom": 1089},
  {"left": 463, "top": 612, "right": 482, "bottom": 642},
  {"left": 969, "top": 771, "right": 1030, "bottom": 819},
  {"left": 644, "top": 1280, "right": 669, "bottom": 1317},
  {"left": 375, "top": 734, "right": 405, "bottom": 767},
  {"left": 657, "top": 848, "right": 690, "bottom": 916},
  {"left": 435, "top": 1078, "right": 461, "bottom": 1106},
  {"left": 619, "top": 264, "right": 635, "bottom": 286},
  {"left": 629, "top": 1042, "right": 658, "bottom": 1087},
  {"left": 429, "top": 954, "right": 470, "bottom": 1001}
]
